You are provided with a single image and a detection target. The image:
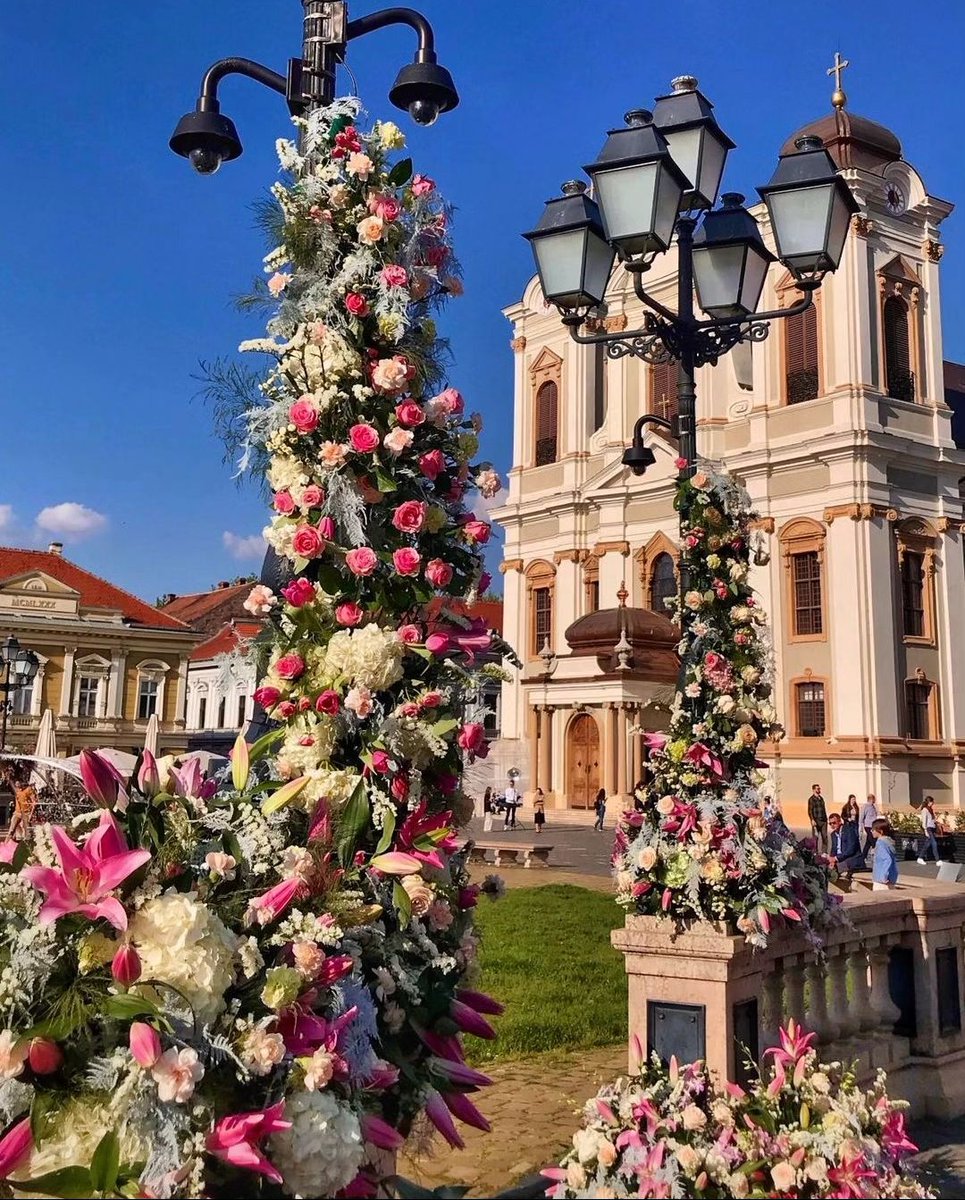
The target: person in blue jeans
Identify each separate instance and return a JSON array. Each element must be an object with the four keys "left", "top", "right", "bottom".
[
  {"left": 917, "top": 795, "right": 940, "bottom": 864},
  {"left": 871, "top": 818, "right": 899, "bottom": 891}
]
